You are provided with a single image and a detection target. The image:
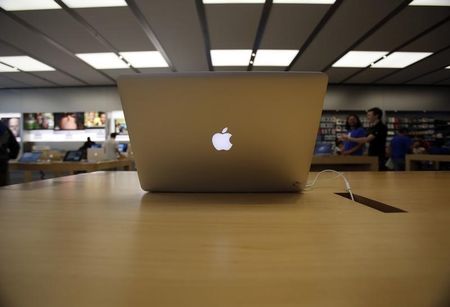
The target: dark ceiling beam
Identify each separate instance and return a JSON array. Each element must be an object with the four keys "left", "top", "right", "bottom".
[
  {"left": 125, "top": 0, "right": 176, "bottom": 72},
  {"left": 247, "top": 0, "right": 273, "bottom": 71},
  {"left": 373, "top": 44, "right": 450, "bottom": 84},
  {"left": 195, "top": 0, "right": 213, "bottom": 71},
  {"left": 340, "top": 16, "right": 450, "bottom": 84},
  {"left": 0, "top": 7, "right": 112, "bottom": 84},
  {"left": 54, "top": 0, "right": 140, "bottom": 74},
  {"left": 321, "top": 0, "right": 413, "bottom": 72},
  {"left": 285, "top": 0, "right": 343, "bottom": 72}
]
